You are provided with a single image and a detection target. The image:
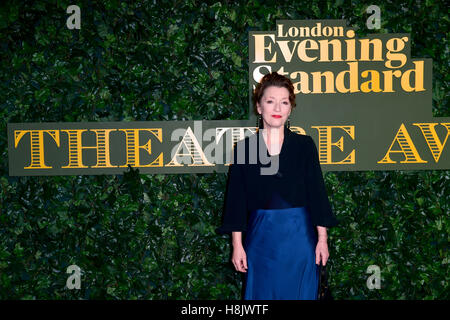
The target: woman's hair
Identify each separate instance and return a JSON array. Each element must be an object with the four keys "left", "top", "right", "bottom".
[{"left": 252, "top": 72, "right": 296, "bottom": 116}]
